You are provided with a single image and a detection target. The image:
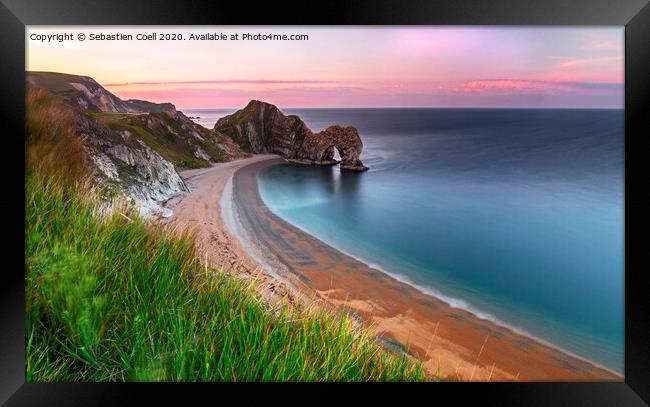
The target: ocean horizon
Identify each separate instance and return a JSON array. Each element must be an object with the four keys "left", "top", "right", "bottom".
[{"left": 184, "top": 107, "right": 624, "bottom": 373}]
